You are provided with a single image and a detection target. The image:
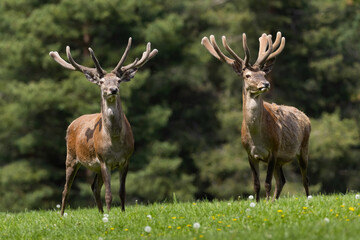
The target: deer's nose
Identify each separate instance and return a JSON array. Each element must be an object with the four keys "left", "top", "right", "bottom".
[
  {"left": 110, "top": 87, "right": 118, "bottom": 95},
  {"left": 263, "top": 82, "right": 270, "bottom": 88}
]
